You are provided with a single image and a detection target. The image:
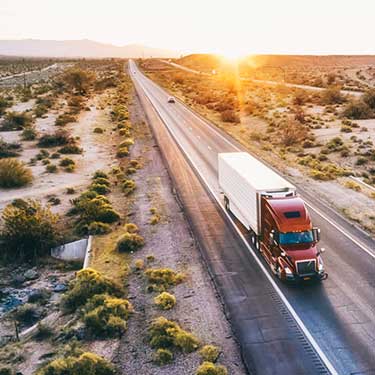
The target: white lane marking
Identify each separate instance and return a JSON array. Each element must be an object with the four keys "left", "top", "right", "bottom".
[
  {"left": 132, "top": 61, "right": 374, "bottom": 258},
  {"left": 305, "top": 201, "right": 375, "bottom": 259},
  {"left": 131, "top": 64, "right": 338, "bottom": 375}
]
